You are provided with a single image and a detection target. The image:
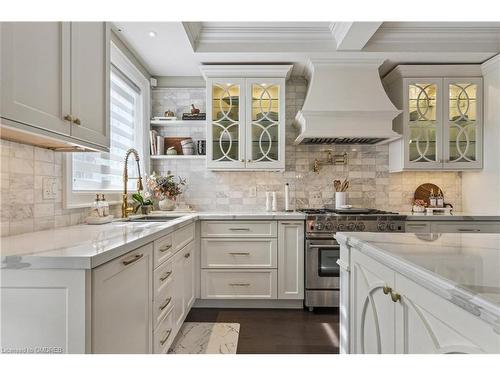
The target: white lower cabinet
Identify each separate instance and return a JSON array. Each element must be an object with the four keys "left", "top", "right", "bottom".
[
  {"left": 277, "top": 221, "right": 304, "bottom": 299},
  {"left": 199, "top": 220, "right": 304, "bottom": 302},
  {"left": 201, "top": 269, "right": 277, "bottom": 299},
  {"left": 92, "top": 244, "right": 153, "bottom": 354},
  {"left": 349, "top": 248, "right": 500, "bottom": 354}
]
